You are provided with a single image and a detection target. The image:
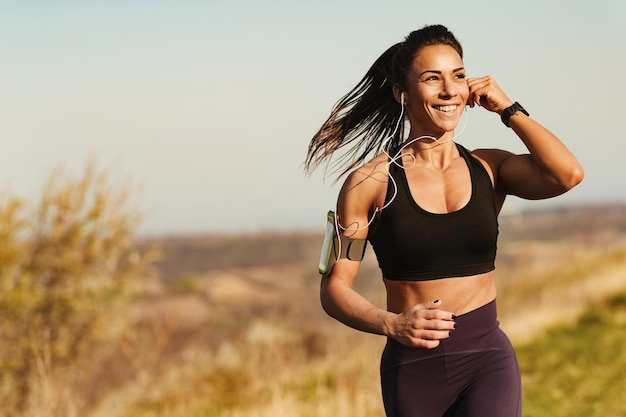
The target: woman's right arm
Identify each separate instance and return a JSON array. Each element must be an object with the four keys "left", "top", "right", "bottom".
[
  {"left": 321, "top": 260, "right": 454, "bottom": 348},
  {"left": 321, "top": 258, "right": 393, "bottom": 334},
  {"left": 319, "top": 164, "right": 455, "bottom": 348}
]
